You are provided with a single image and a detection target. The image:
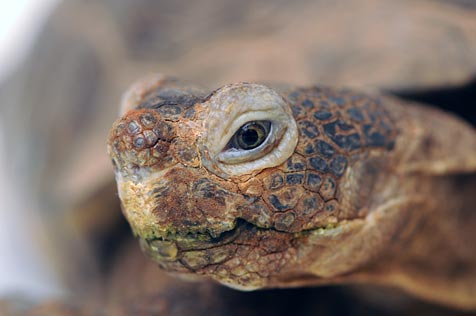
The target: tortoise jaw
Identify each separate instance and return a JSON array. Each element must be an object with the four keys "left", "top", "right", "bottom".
[
  {"left": 140, "top": 219, "right": 248, "bottom": 262},
  {"left": 174, "top": 220, "right": 245, "bottom": 251}
]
